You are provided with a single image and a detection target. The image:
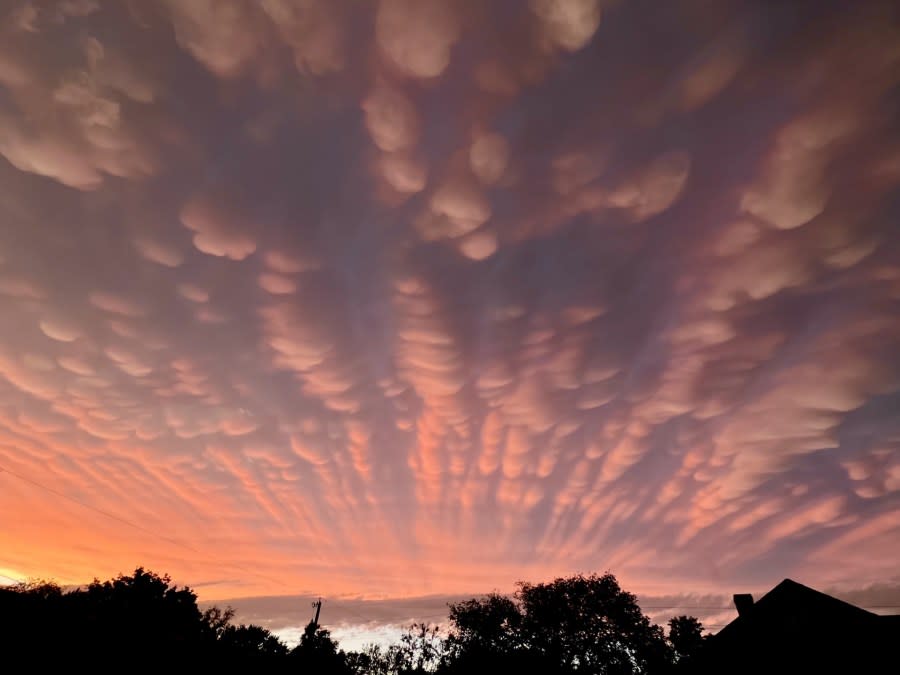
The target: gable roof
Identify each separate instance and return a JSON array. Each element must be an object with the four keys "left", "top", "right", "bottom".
[
  {"left": 758, "top": 578, "right": 873, "bottom": 614},
  {"left": 696, "top": 579, "right": 899, "bottom": 674},
  {"left": 714, "top": 577, "right": 890, "bottom": 646}
]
